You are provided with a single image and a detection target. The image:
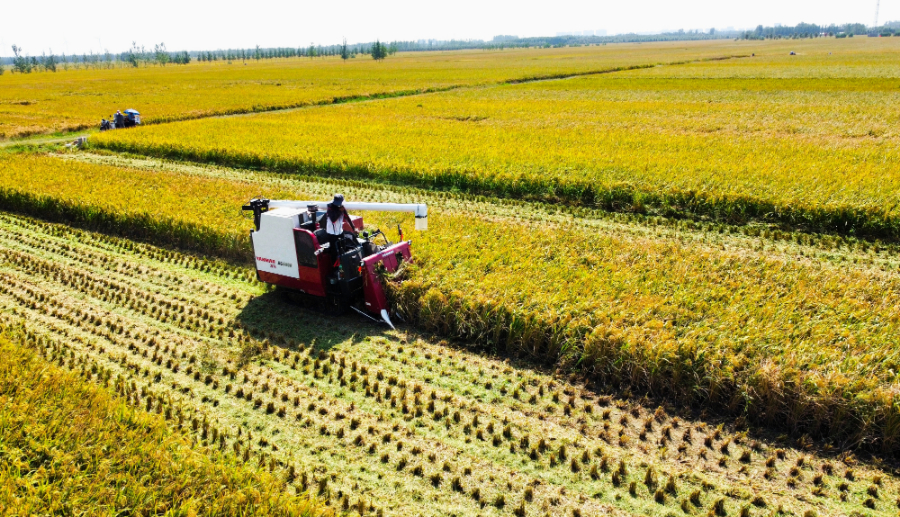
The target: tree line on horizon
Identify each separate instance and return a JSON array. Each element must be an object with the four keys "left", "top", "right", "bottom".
[
  {"left": 740, "top": 22, "right": 899, "bottom": 39},
  {"left": 1, "top": 39, "right": 397, "bottom": 73},
  {"left": 3, "top": 20, "right": 898, "bottom": 74}
]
